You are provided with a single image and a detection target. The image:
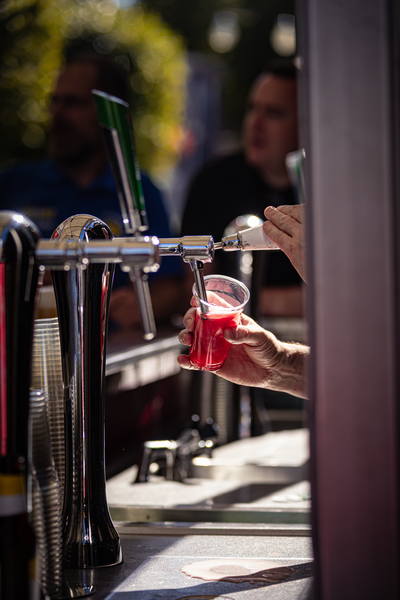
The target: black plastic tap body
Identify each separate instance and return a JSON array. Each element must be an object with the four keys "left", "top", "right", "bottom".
[{"left": 0, "top": 211, "right": 42, "bottom": 599}]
